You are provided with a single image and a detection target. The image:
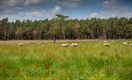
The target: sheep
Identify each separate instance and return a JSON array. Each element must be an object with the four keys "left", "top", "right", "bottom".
[
  {"left": 70, "top": 43, "right": 78, "bottom": 47},
  {"left": 103, "top": 40, "right": 108, "bottom": 43},
  {"left": 111, "top": 40, "right": 114, "bottom": 43},
  {"left": 103, "top": 40, "right": 110, "bottom": 47},
  {"left": 104, "top": 42, "right": 110, "bottom": 47},
  {"left": 122, "top": 42, "right": 128, "bottom": 45},
  {"left": 61, "top": 43, "right": 69, "bottom": 47},
  {"left": 18, "top": 43, "right": 24, "bottom": 46},
  {"left": 129, "top": 43, "right": 132, "bottom": 47}
]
